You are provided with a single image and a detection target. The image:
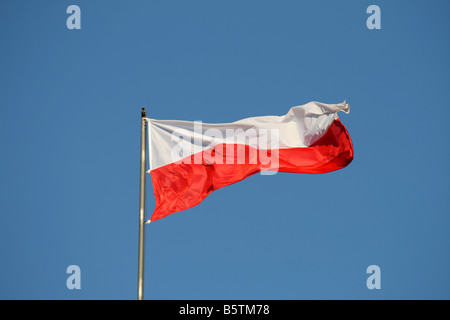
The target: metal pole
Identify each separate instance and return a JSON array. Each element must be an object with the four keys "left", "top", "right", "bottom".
[{"left": 137, "top": 108, "right": 147, "bottom": 300}]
